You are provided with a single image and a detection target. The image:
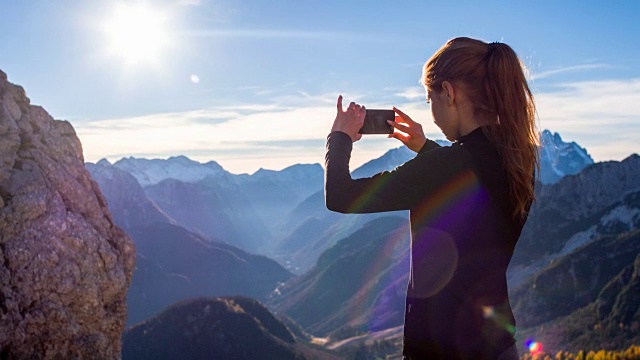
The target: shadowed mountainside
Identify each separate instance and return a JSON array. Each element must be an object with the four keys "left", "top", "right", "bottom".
[
  {"left": 126, "top": 222, "right": 294, "bottom": 326},
  {"left": 123, "top": 296, "right": 340, "bottom": 360},
  {"left": 269, "top": 216, "right": 410, "bottom": 339}
]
